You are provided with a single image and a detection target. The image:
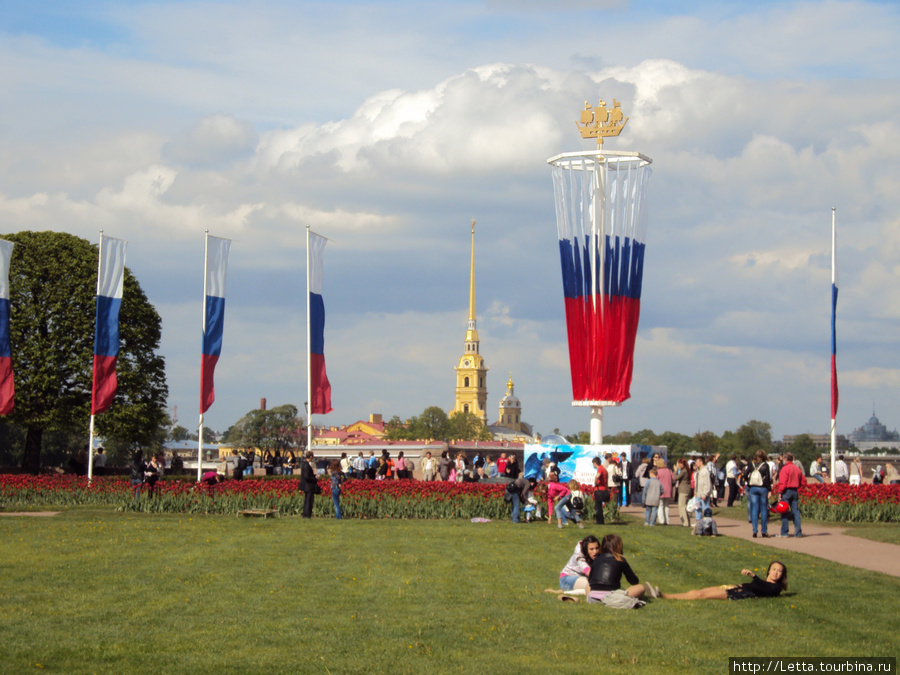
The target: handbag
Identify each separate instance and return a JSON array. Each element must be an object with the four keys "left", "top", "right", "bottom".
[{"left": 595, "top": 488, "right": 611, "bottom": 504}]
